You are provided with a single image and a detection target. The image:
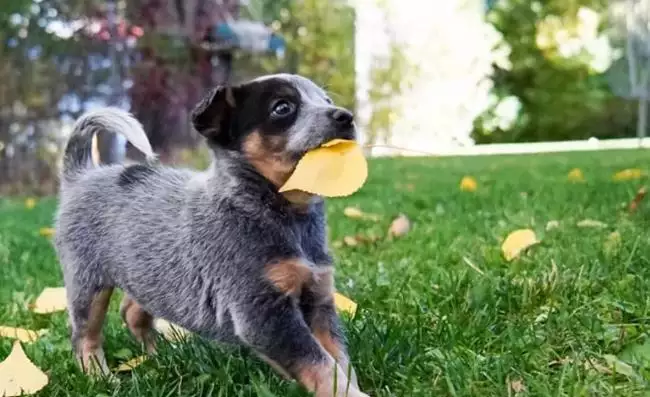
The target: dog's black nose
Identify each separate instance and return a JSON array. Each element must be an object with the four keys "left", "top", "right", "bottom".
[{"left": 329, "top": 108, "right": 354, "bottom": 127}]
